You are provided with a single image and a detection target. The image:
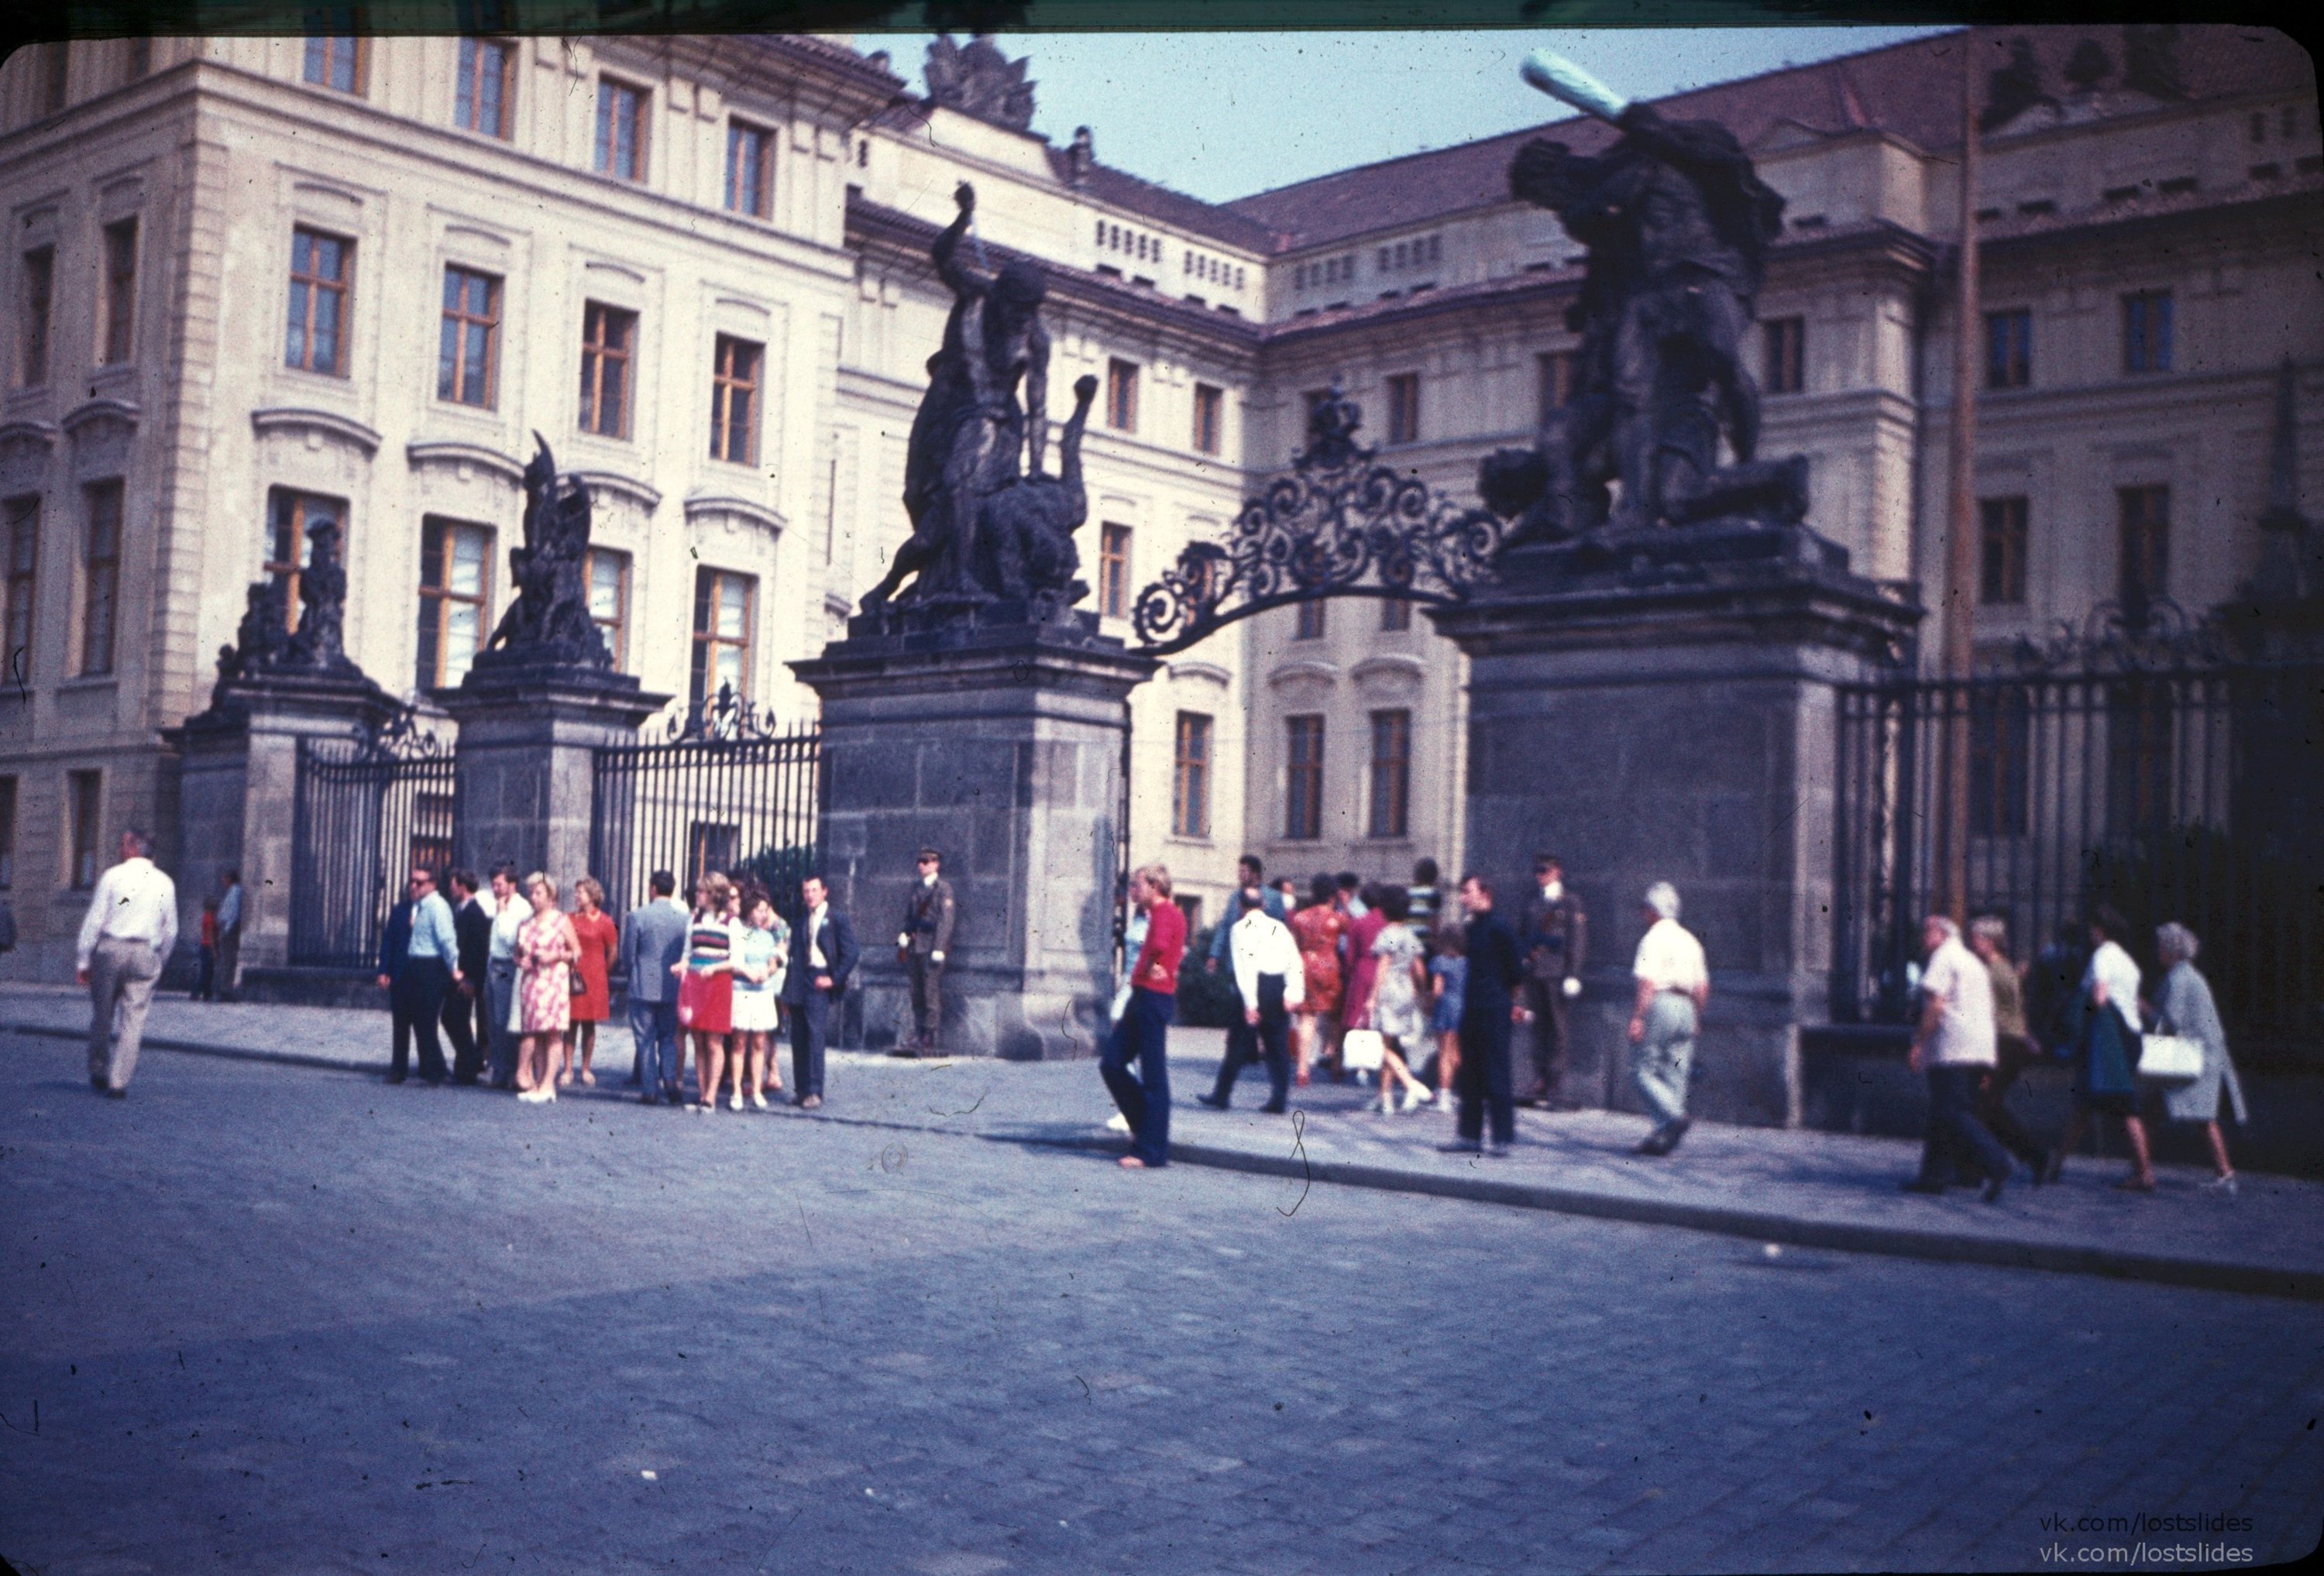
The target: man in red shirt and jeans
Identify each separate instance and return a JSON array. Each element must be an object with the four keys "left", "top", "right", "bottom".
[{"left": 1104, "top": 863, "right": 1187, "bottom": 1169}]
